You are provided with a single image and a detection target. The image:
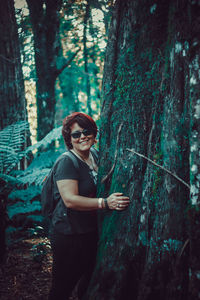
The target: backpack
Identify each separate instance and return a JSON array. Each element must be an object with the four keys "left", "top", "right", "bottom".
[
  {"left": 41, "top": 147, "right": 98, "bottom": 218},
  {"left": 41, "top": 151, "right": 79, "bottom": 218}
]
